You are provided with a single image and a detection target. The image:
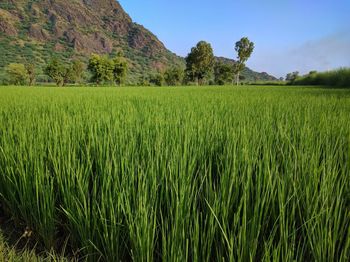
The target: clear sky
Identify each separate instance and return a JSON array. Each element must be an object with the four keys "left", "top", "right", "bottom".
[{"left": 118, "top": 0, "right": 350, "bottom": 78}]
